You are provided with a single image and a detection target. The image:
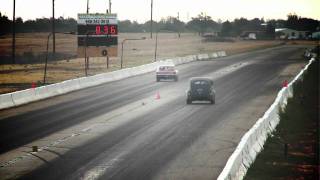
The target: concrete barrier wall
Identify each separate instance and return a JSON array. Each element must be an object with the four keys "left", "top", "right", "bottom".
[
  {"left": 11, "top": 89, "right": 36, "bottom": 106},
  {"left": 197, "top": 54, "right": 210, "bottom": 60},
  {"left": 198, "top": 51, "right": 226, "bottom": 61},
  {"left": 217, "top": 58, "right": 316, "bottom": 180},
  {"left": 0, "top": 93, "right": 14, "bottom": 109},
  {"left": 34, "top": 83, "right": 61, "bottom": 100},
  {"left": 59, "top": 79, "right": 81, "bottom": 93},
  {"left": 209, "top": 53, "right": 218, "bottom": 59},
  {"left": 218, "top": 51, "right": 227, "bottom": 57},
  {"left": 0, "top": 51, "right": 226, "bottom": 110}
]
